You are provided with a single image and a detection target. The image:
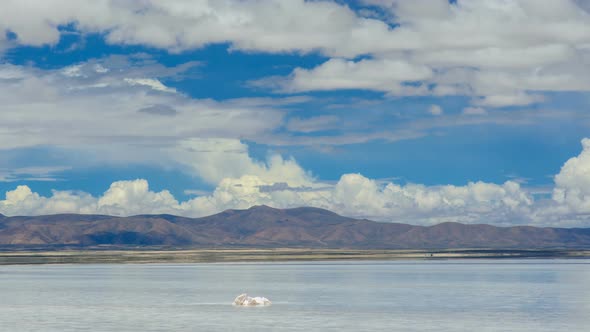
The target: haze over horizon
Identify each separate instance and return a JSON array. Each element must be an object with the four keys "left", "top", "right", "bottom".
[{"left": 1, "top": 0, "right": 590, "bottom": 227}]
